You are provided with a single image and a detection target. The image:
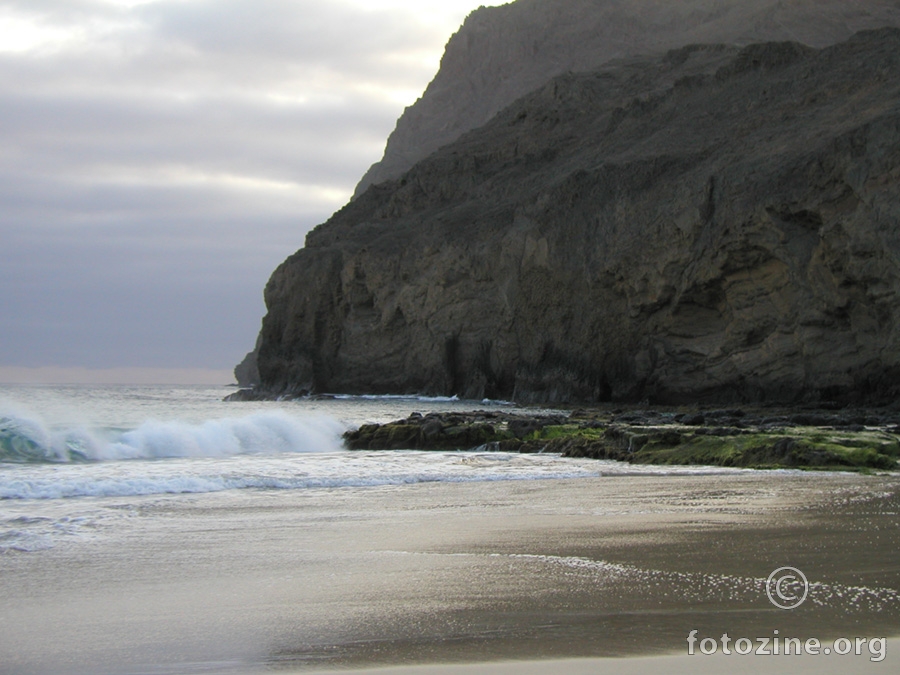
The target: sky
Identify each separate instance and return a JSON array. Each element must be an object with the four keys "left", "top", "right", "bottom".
[{"left": 0, "top": 0, "right": 509, "bottom": 384}]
